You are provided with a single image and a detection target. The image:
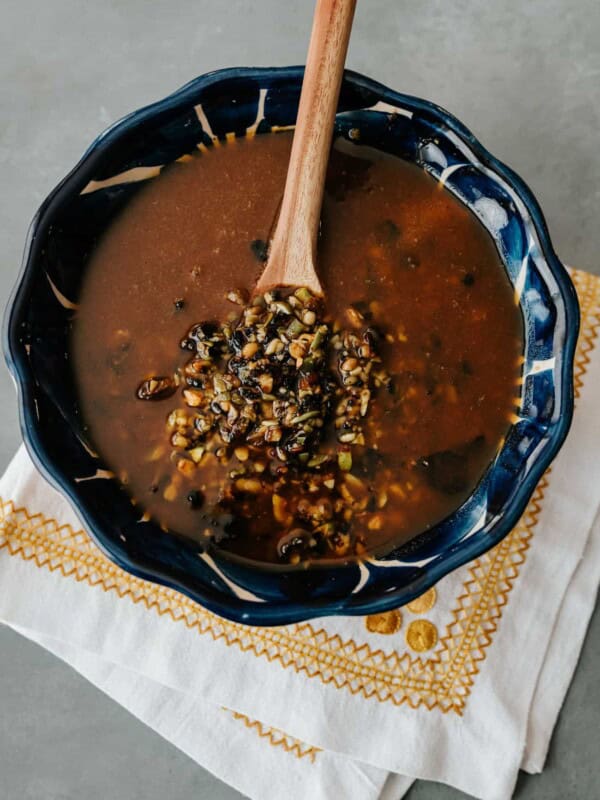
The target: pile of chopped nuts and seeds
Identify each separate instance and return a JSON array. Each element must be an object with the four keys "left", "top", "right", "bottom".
[{"left": 137, "top": 286, "right": 395, "bottom": 563}]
